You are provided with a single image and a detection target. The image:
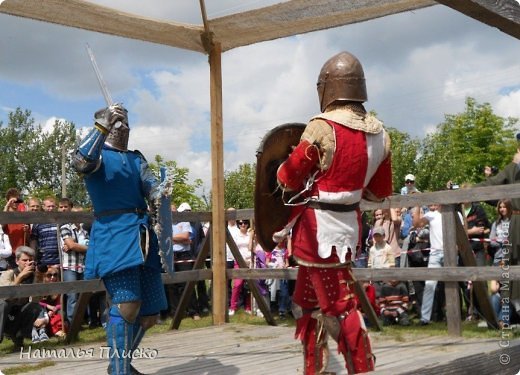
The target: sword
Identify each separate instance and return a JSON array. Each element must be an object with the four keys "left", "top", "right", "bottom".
[
  {"left": 85, "top": 43, "right": 123, "bottom": 128},
  {"left": 85, "top": 43, "right": 113, "bottom": 106}
]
